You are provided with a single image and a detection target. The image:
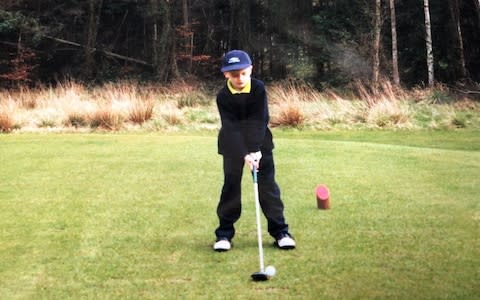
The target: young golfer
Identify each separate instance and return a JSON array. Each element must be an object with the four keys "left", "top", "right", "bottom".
[{"left": 213, "top": 50, "right": 295, "bottom": 251}]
